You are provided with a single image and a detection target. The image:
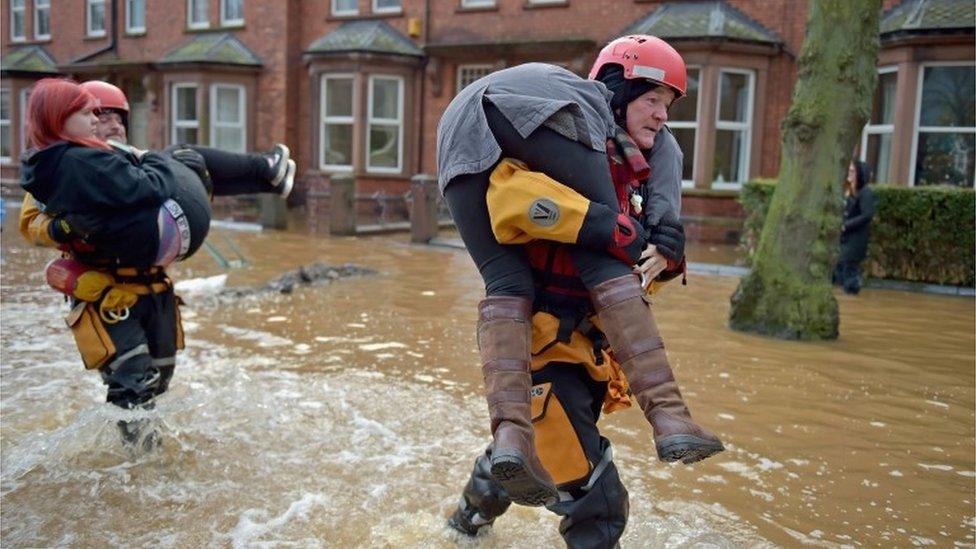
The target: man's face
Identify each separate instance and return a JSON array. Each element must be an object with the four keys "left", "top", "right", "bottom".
[
  {"left": 94, "top": 110, "right": 127, "bottom": 143},
  {"left": 625, "top": 85, "right": 676, "bottom": 150}
]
